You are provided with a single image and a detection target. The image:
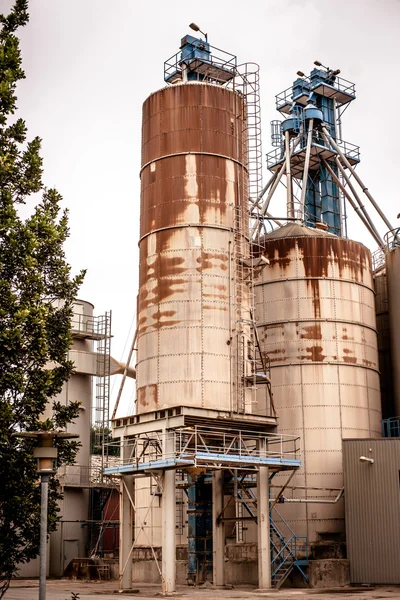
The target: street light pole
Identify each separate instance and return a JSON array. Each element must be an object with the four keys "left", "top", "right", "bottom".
[
  {"left": 39, "top": 474, "right": 50, "bottom": 600},
  {"left": 14, "top": 431, "right": 79, "bottom": 600}
]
